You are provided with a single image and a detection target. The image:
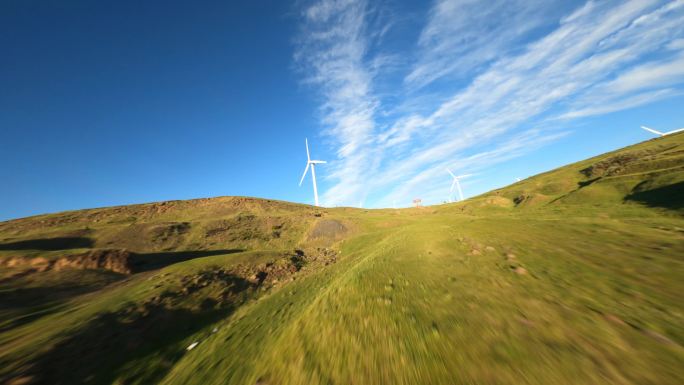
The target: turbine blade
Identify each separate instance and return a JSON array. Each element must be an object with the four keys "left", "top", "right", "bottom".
[
  {"left": 641, "top": 126, "right": 663, "bottom": 136},
  {"left": 450, "top": 179, "right": 457, "bottom": 192},
  {"left": 305, "top": 138, "right": 311, "bottom": 161},
  {"left": 446, "top": 168, "right": 456, "bottom": 178},
  {"left": 456, "top": 174, "right": 473, "bottom": 179},
  {"left": 456, "top": 179, "right": 464, "bottom": 201},
  {"left": 299, "top": 163, "right": 310, "bottom": 186}
]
